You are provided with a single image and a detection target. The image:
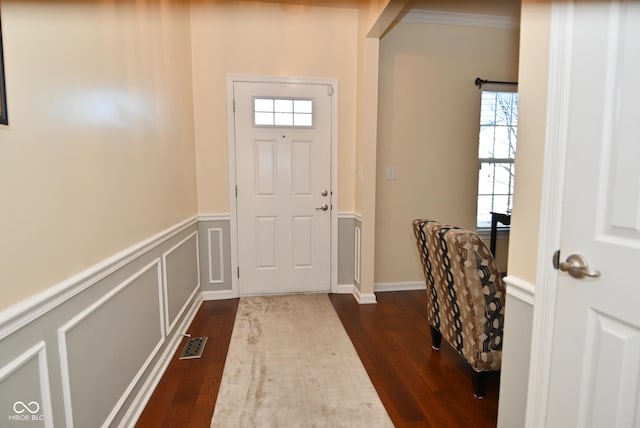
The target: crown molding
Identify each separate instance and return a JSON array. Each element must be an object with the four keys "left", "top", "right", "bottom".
[{"left": 403, "top": 9, "right": 519, "bottom": 30}]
